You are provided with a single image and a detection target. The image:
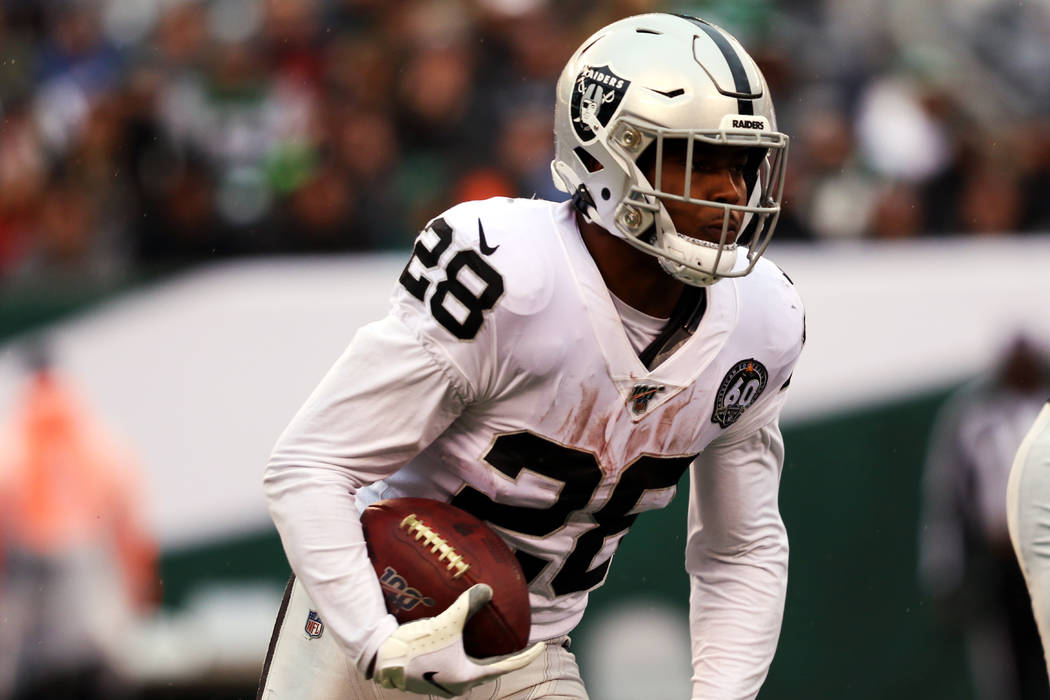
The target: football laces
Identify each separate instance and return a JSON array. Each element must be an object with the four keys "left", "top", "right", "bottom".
[{"left": 401, "top": 514, "right": 472, "bottom": 579}]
